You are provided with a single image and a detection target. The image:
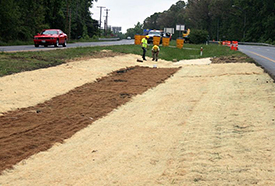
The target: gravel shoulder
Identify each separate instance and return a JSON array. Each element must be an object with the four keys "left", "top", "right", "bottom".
[{"left": 0, "top": 54, "right": 274, "bottom": 185}]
